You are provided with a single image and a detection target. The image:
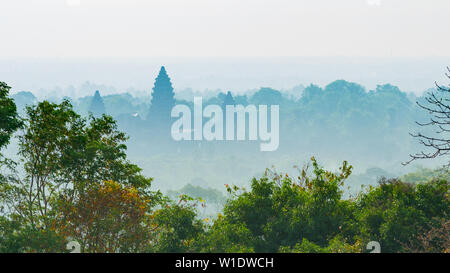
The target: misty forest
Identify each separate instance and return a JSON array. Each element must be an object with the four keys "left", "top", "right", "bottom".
[{"left": 0, "top": 66, "right": 449, "bottom": 253}]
